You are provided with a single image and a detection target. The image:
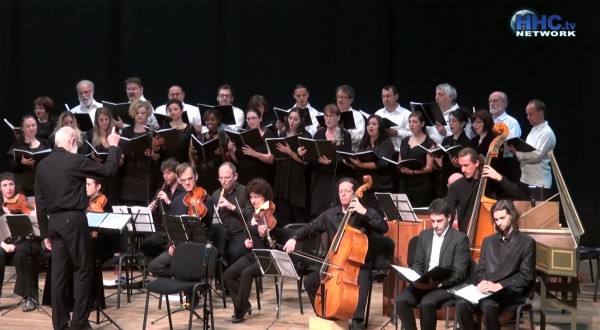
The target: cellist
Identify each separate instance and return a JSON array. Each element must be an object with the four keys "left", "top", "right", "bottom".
[{"left": 283, "top": 177, "right": 388, "bottom": 330}]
